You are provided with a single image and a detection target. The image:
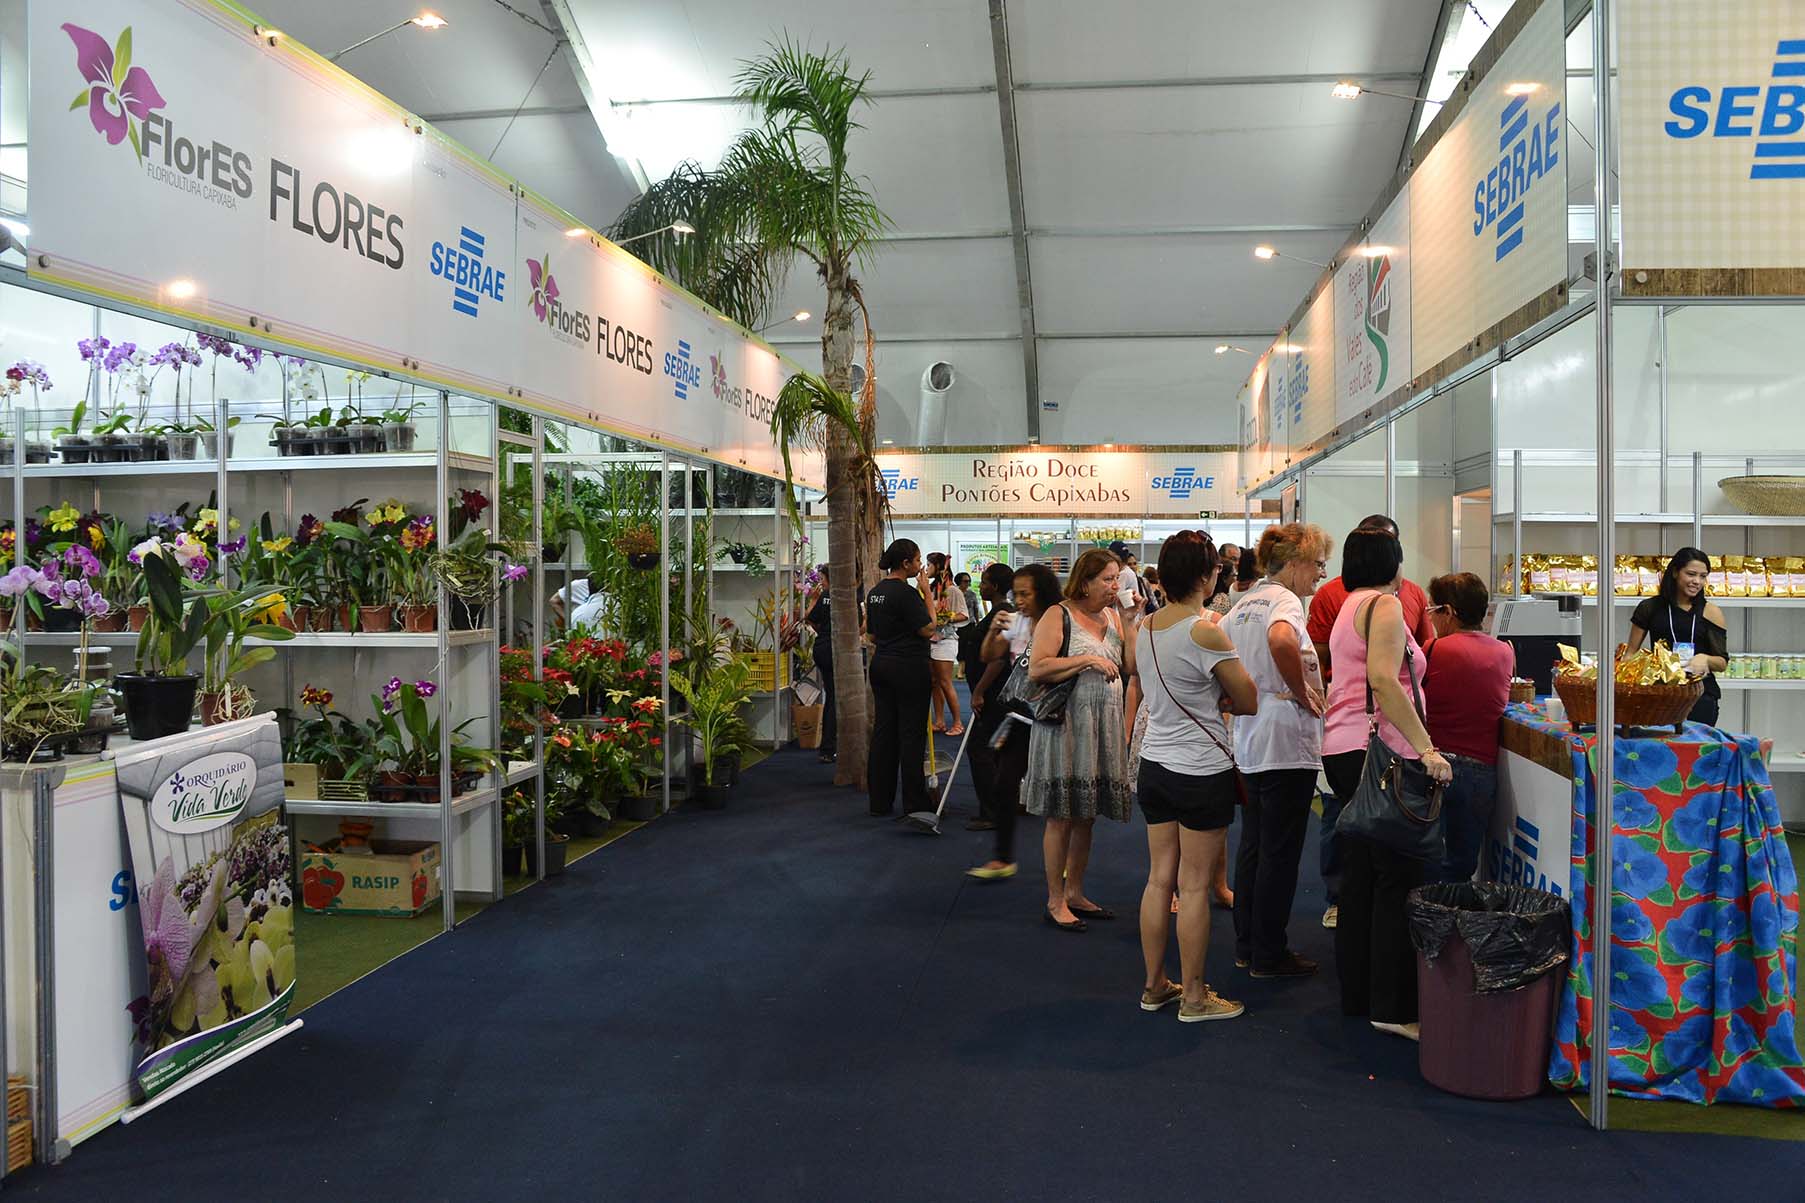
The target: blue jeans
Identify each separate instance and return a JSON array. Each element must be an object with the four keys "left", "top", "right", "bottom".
[{"left": 1431, "top": 755, "right": 1498, "bottom": 885}]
